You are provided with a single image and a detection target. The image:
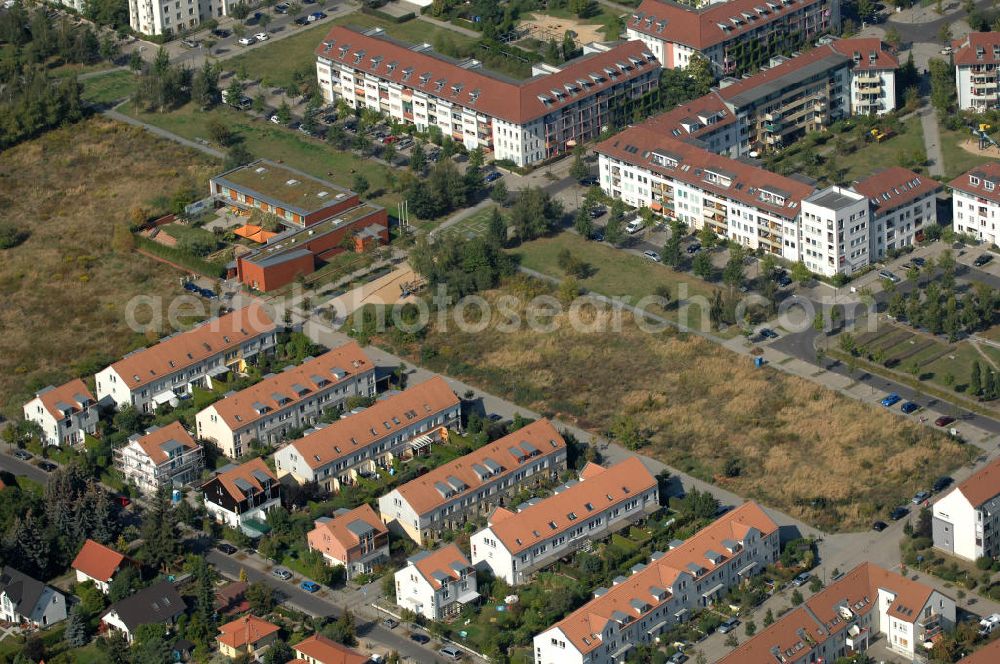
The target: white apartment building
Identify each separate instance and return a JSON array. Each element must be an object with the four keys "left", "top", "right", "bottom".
[
  {"left": 394, "top": 544, "right": 478, "bottom": 621},
  {"left": 533, "top": 502, "right": 778, "bottom": 664},
  {"left": 950, "top": 162, "right": 1000, "bottom": 245},
  {"left": 842, "top": 38, "right": 898, "bottom": 116},
  {"left": 378, "top": 419, "right": 568, "bottom": 545},
  {"left": 201, "top": 458, "right": 281, "bottom": 538},
  {"left": 113, "top": 421, "right": 204, "bottom": 496},
  {"left": 273, "top": 376, "right": 461, "bottom": 493},
  {"left": 853, "top": 167, "right": 940, "bottom": 259},
  {"left": 471, "top": 458, "right": 659, "bottom": 586},
  {"left": 316, "top": 26, "right": 660, "bottom": 167},
  {"left": 934, "top": 456, "right": 1000, "bottom": 563},
  {"left": 23, "top": 378, "right": 98, "bottom": 447},
  {"left": 953, "top": 33, "right": 1000, "bottom": 111},
  {"left": 800, "top": 186, "right": 871, "bottom": 276},
  {"left": 96, "top": 304, "right": 277, "bottom": 414},
  {"left": 129, "top": 0, "right": 233, "bottom": 37},
  {"left": 196, "top": 342, "right": 375, "bottom": 459},
  {"left": 720, "top": 562, "right": 954, "bottom": 663}
]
